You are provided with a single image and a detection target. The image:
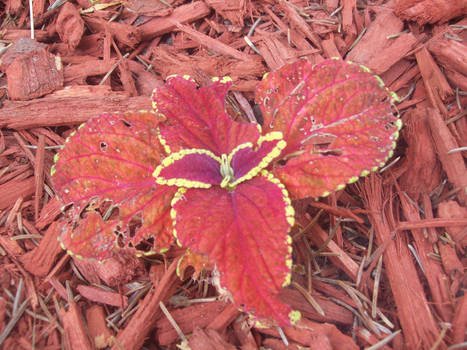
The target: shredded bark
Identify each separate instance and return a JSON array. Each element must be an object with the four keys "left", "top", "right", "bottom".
[{"left": 0, "top": 1, "right": 466, "bottom": 349}]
